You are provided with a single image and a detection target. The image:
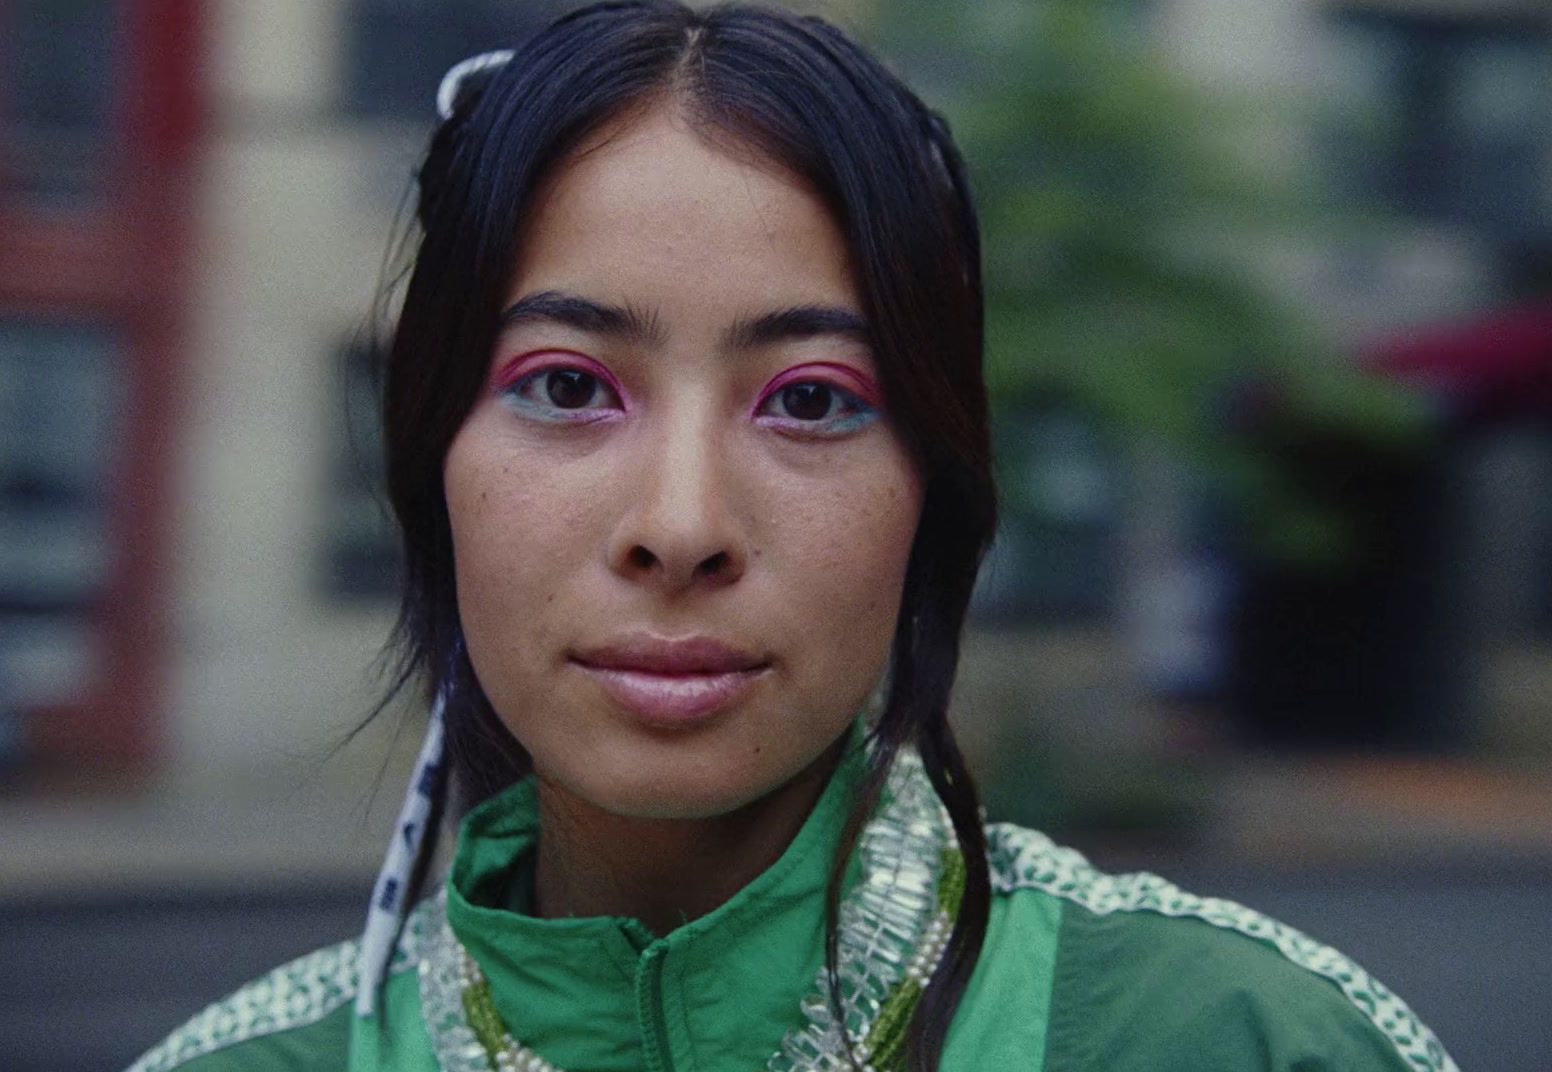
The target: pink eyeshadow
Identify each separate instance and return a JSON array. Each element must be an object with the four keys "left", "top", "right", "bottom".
[
  {"left": 755, "top": 362, "right": 883, "bottom": 412},
  {"left": 489, "top": 349, "right": 626, "bottom": 400}
]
